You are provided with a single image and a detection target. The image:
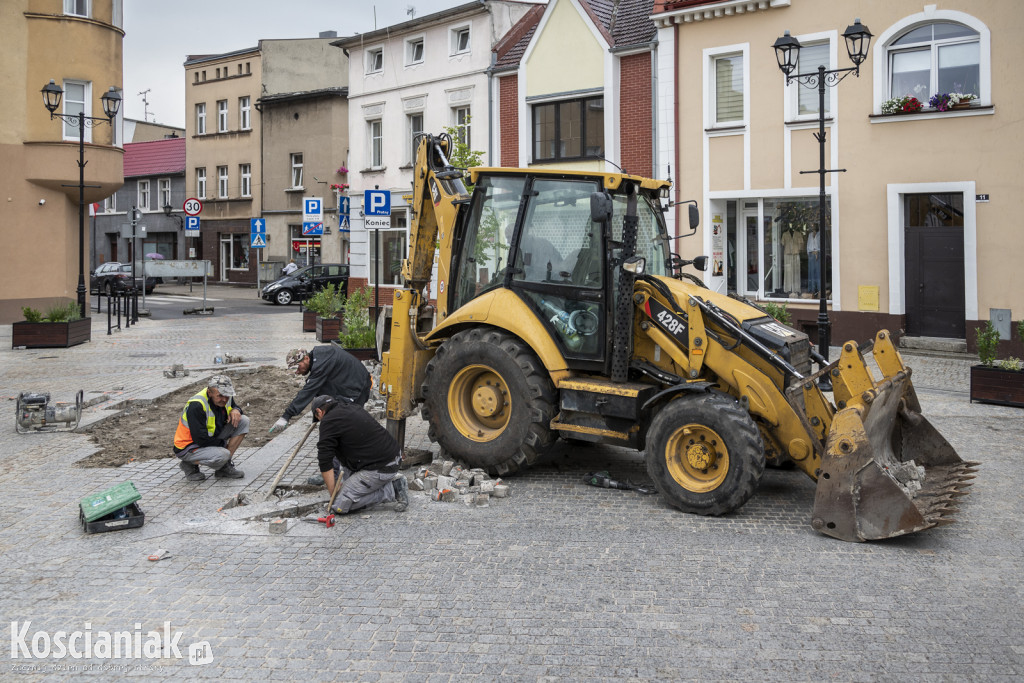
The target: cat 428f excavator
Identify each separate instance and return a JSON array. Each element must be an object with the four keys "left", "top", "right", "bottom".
[{"left": 380, "top": 134, "right": 977, "bottom": 542}]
